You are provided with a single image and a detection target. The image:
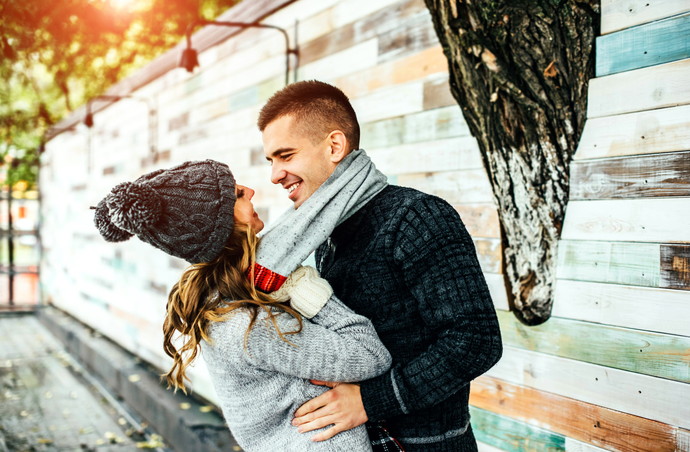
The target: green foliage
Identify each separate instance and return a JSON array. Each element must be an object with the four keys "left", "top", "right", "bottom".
[{"left": 0, "top": 0, "right": 240, "bottom": 190}]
